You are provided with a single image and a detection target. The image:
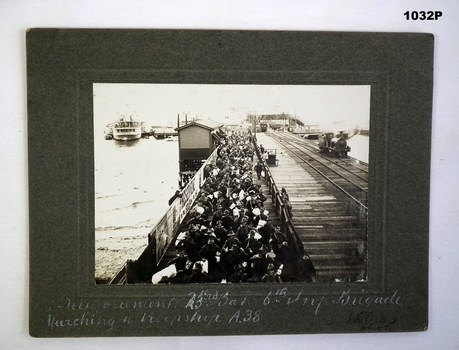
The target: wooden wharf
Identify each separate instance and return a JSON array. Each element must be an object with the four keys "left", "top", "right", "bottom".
[
  {"left": 110, "top": 128, "right": 366, "bottom": 284},
  {"left": 255, "top": 131, "right": 367, "bottom": 282}
]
